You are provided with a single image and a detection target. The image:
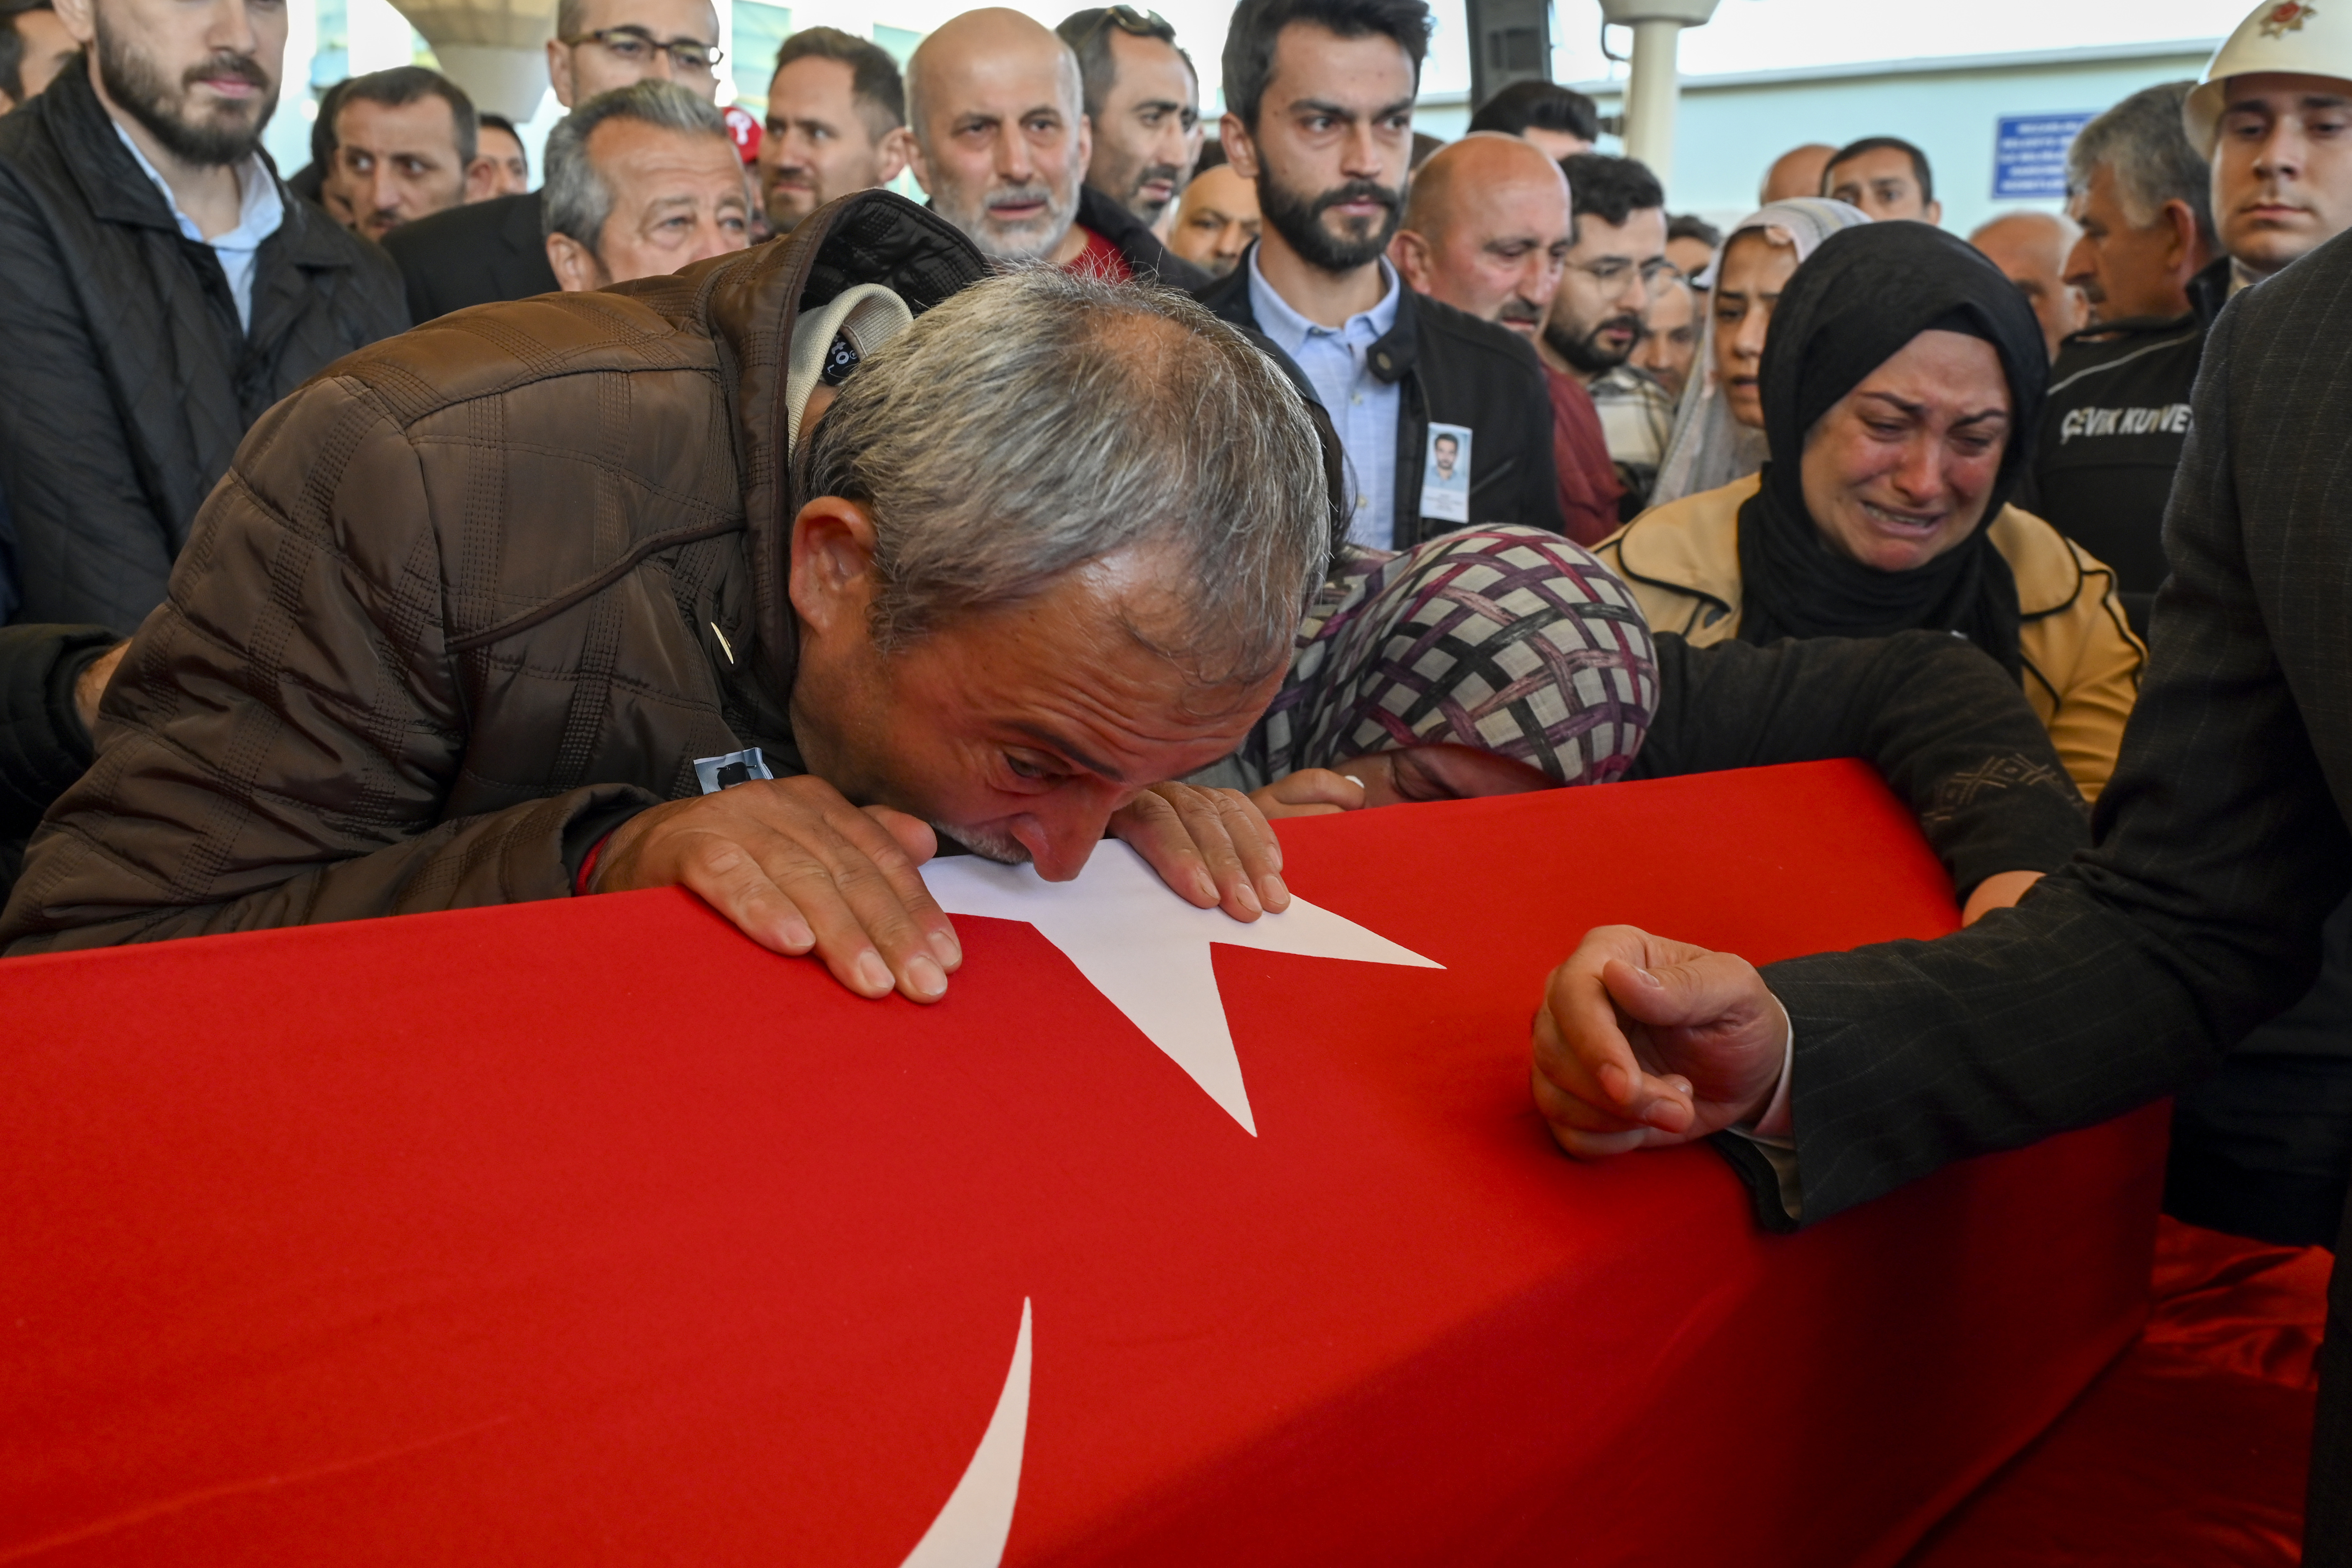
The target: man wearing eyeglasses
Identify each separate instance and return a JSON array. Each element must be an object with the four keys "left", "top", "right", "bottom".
[
  {"left": 1541, "top": 151, "right": 1674, "bottom": 519},
  {"left": 381, "top": 0, "right": 722, "bottom": 321},
  {"left": 1055, "top": 7, "right": 1203, "bottom": 243},
  {"left": 1196, "top": 0, "right": 1563, "bottom": 550}
]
